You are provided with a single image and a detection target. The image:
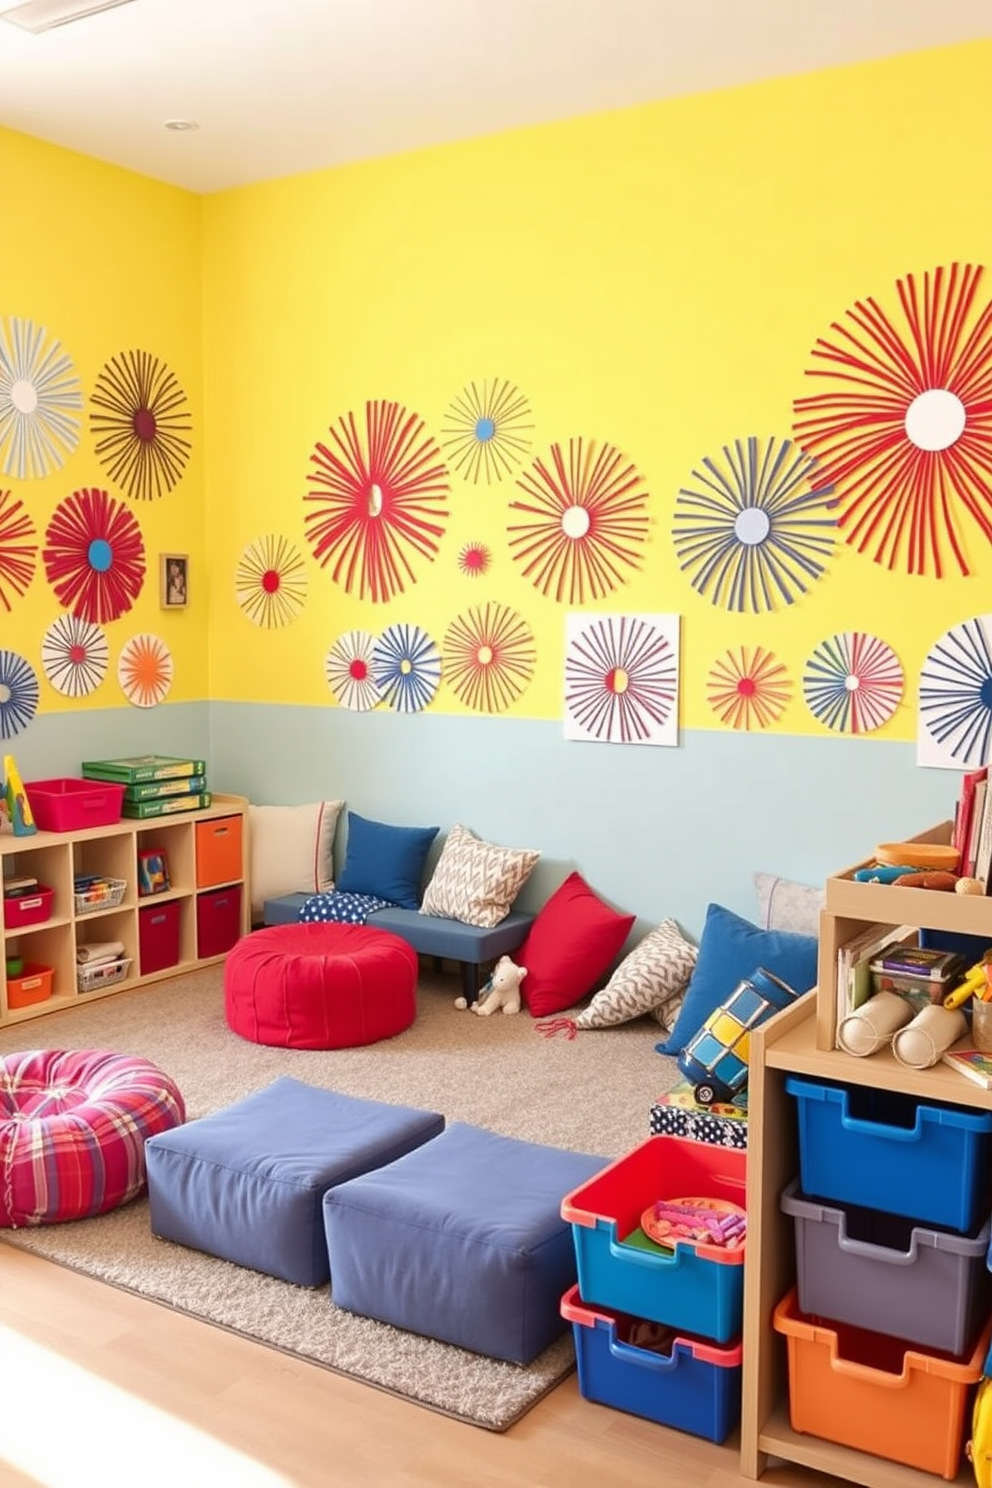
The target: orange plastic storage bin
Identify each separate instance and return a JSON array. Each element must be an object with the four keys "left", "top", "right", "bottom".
[
  {"left": 7, "top": 962, "right": 54, "bottom": 1009},
  {"left": 773, "top": 1287, "right": 990, "bottom": 1480},
  {"left": 195, "top": 815, "right": 242, "bottom": 889}
]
